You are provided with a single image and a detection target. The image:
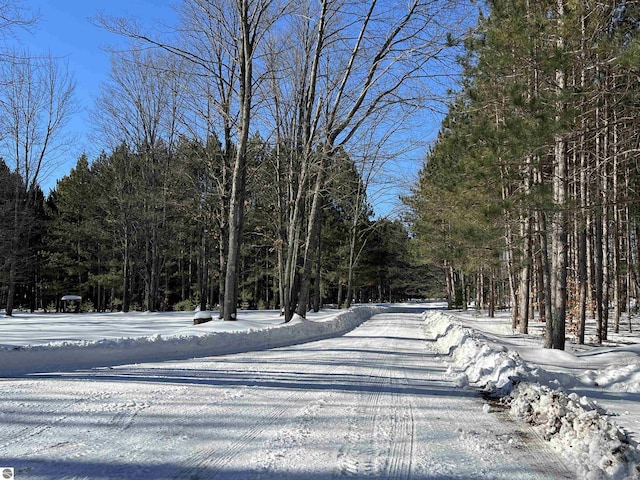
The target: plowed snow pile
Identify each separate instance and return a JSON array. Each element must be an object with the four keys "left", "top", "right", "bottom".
[
  {"left": 0, "top": 306, "right": 385, "bottom": 376},
  {"left": 424, "top": 311, "right": 640, "bottom": 480}
]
